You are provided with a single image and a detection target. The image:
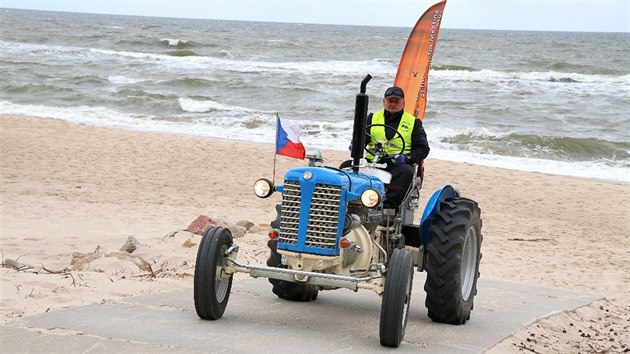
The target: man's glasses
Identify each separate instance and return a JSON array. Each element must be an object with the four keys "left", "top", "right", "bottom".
[{"left": 385, "top": 88, "right": 403, "bottom": 97}]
